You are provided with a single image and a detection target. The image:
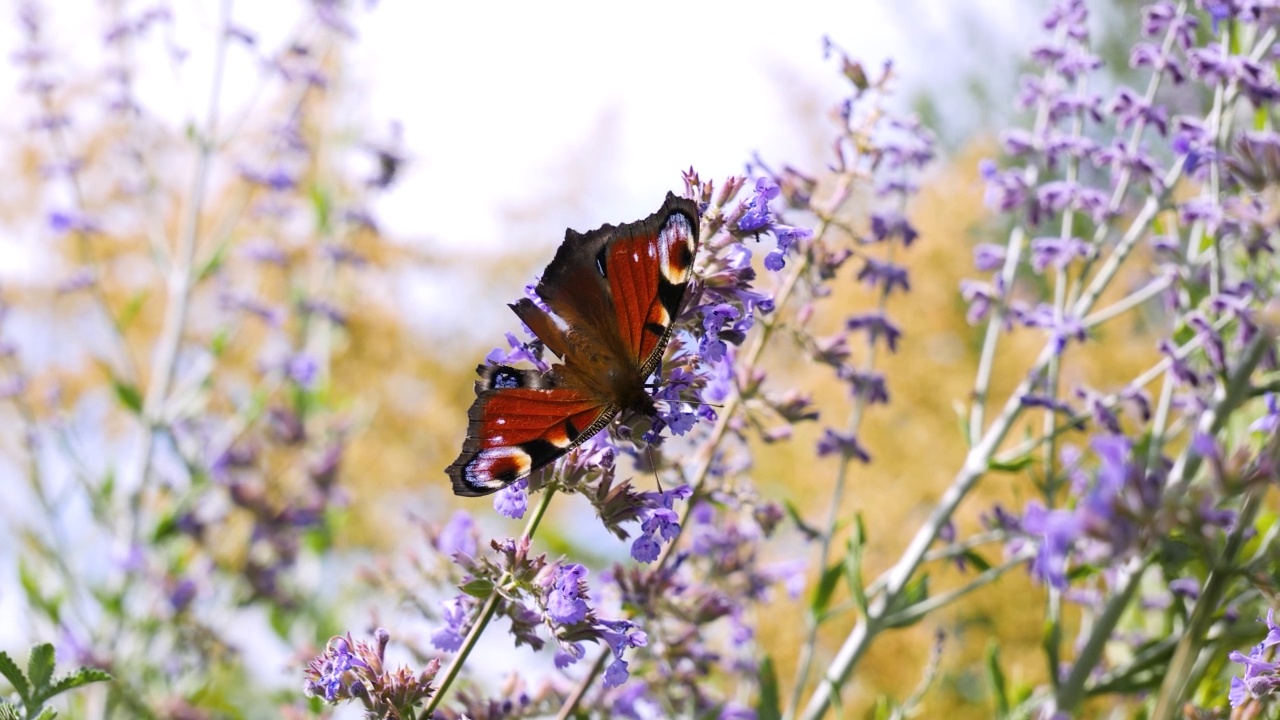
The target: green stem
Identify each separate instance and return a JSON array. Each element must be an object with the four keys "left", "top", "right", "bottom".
[{"left": 420, "top": 487, "right": 557, "bottom": 718}]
